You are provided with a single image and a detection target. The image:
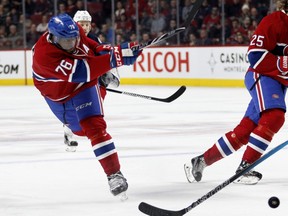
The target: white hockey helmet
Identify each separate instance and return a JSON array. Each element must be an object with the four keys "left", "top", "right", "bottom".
[{"left": 73, "top": 10, "right": 92, "bottom": 22}]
